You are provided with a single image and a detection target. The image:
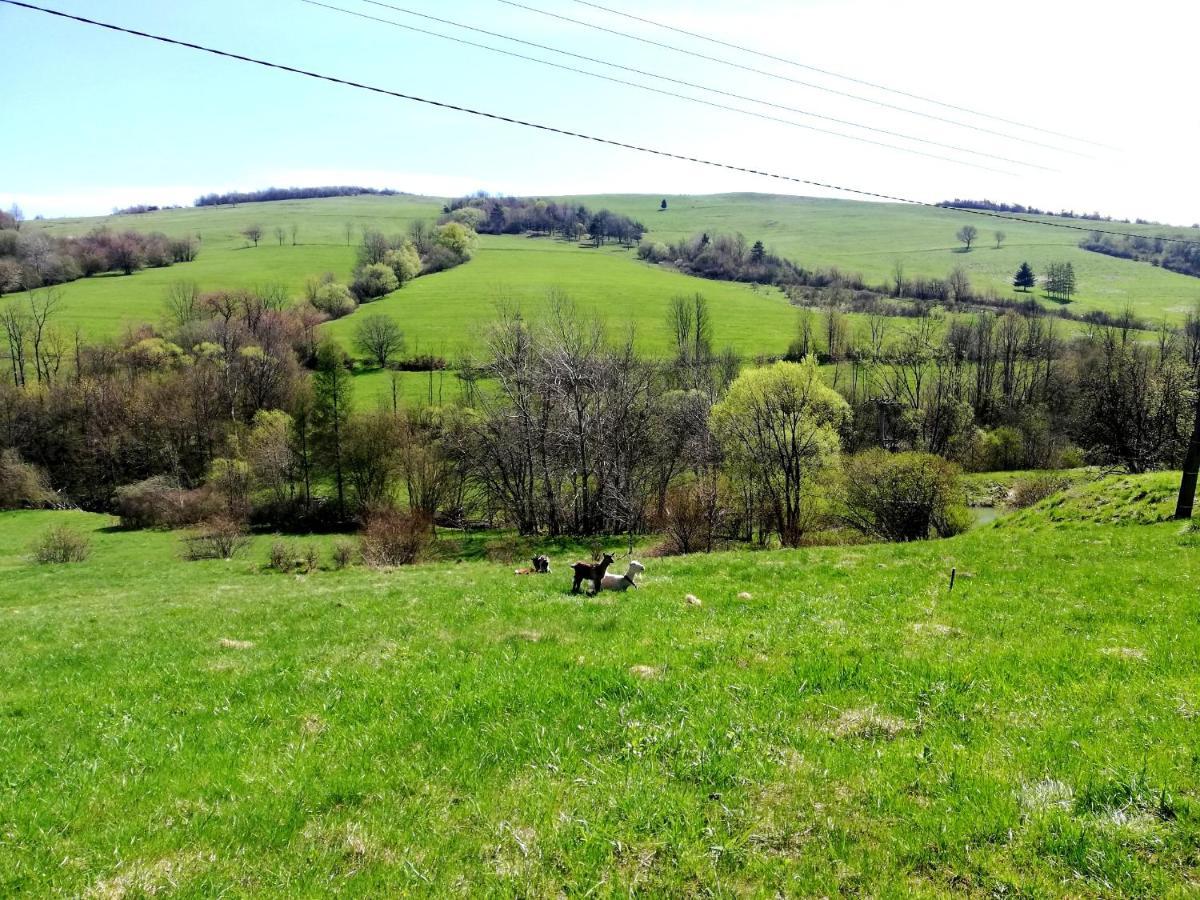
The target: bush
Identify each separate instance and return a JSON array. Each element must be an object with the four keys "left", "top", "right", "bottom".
[
  {"left": 268, "top": 540, "right": 293, "bottom": 572},
  {"left": 840, "top": 450, "right": 968, "bottom": 542},
  {"left": 1009, "top": 474, "right": 1070, "bottom": 510},
  {"left": 331, "top": 539, "right": 355, "bottom": 569},
  {"left": 182, "top": 516, "right": 250, "bottom": 560},
  {"left": 31, "top": 524, "right": 91, "bottom": 563},
  {"left": 351, "top": 263, "right": 399, "bottom": 301},
  {"left": 310, "top": 280, "right": 357, "bottom": 319},
  {"left": 651, "top": 478, "right": 728, "bottom": 555},
  {"left": 114, "top": 476, "right": 219, "bottom": 528},
  {"left": 0, "top": 449, "right": 53, "bottom": 509},
  {"left": 360, "top": 508, "right": 431, "bottom": 567}
]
